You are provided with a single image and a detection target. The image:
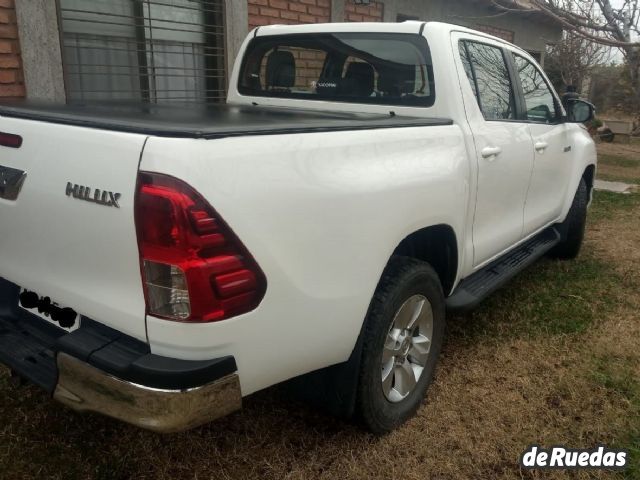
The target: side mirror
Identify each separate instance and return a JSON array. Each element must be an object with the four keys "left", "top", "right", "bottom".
[{"left": 566, "top": 99, "right": 595, "bottom": 123}]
